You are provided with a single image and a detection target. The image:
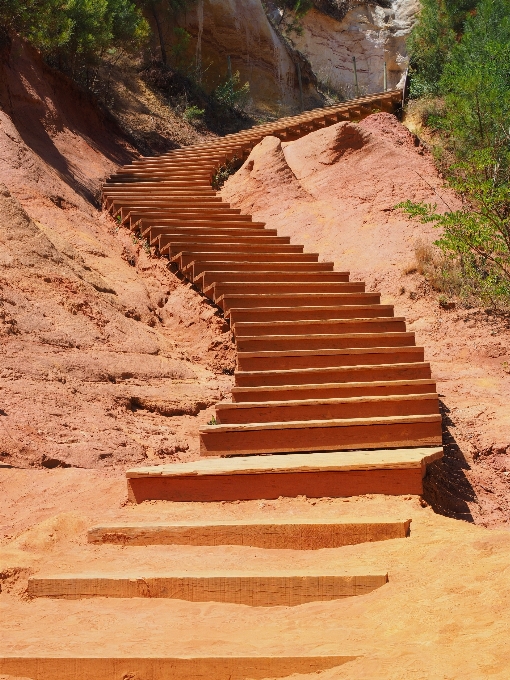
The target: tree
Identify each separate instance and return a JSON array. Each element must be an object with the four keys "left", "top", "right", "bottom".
[
  {"left": 399, "top": 0, "right": 510, "bottom": 304},
  {"left": 407, "top": 0, "right": 476, "bottom": 96},
  {"left": 0, "top": 0, "right": 149, "bottom": 72}
]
